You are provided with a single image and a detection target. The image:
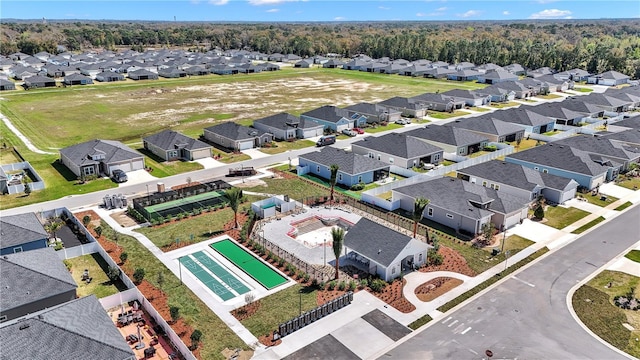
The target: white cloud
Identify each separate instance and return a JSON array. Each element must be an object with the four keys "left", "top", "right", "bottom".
[
  {"left": 502, "top": 10, "right": 510, "bottom": 15},
  {"left": 334, "top": 16, "right": 346, "bottom": 20},
  {"left": 529, "top": 8, "right": 572, "bottom": 19},
  {"left": 379, "top": 6, "right": 391, "bottom": 10},
  {"left": 248, "top": 0, "right": 298, "bottom": 5},
  {"left": 458, "top": 10, "right": 481, "bottom": 18},
  {"left": 266, "top": 8, "right": 279, "bottom": 12},
  {"left": 435, "top": 7, "right": 448, "bottom": 11},
  {"left": 537, "top": 0, "right": 558, "bottom": 4},
  {"left": 208, "top": 0, "right": 228, "bottom": 5}
]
